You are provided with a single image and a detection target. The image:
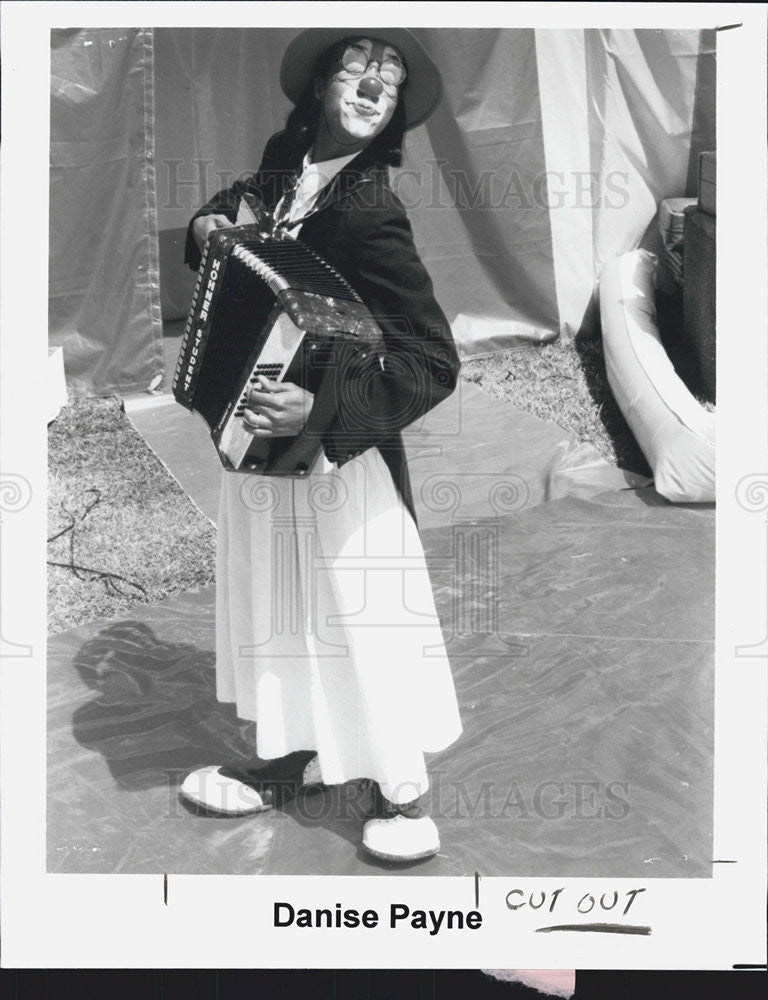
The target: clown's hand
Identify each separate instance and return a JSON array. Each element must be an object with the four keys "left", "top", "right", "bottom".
[
  {"left": 192, "top": 214, "right": 233, "bottom": 252},
  {"left": 241, "top": 376, "right": 315, "bottom": 437}
]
